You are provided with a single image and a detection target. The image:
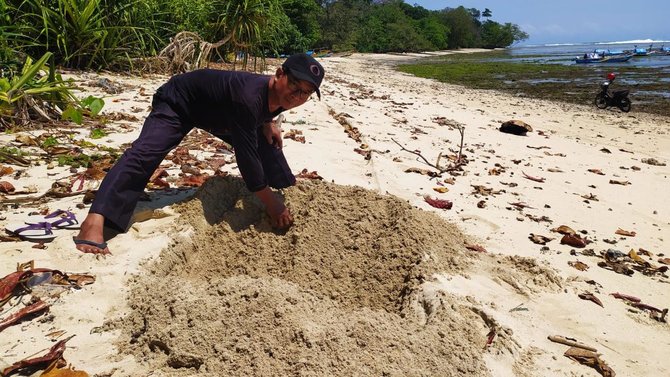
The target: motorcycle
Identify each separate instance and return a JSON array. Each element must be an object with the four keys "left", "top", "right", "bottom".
[{"left": 594, "top": 73, "right": 631, "bottom": 112}]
